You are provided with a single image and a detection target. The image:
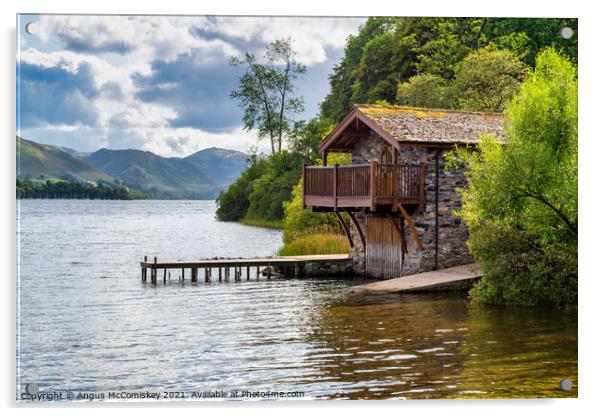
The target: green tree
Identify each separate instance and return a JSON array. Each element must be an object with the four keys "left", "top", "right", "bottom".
[
  {"left": 405, "top": 18, "right": 486, "bottom": 79},
  {"left": 351, "top": 31, "right": 399, "bottom": 104},
  {"left": 483, "top": 18, "right": 578, "bottom": 67},
  {"left": 320, "top": 17, "right": 398, "bottom": 122},
  {"left": 246, "top": 151, "right": 304, "bottom": 221},
  {"left": 396, "top": 74, "right": 452, "bottom": 108},
  {"left": 288, "top": 117, "right": 334, "bottom": 163},
  {"left": 230, "top": 38, "right": 306, "bottom": 154},
  {"left": 215, "top": 155, "right": 268, "bottom": 221},
  {"left": 320, "top": 17, "right": 577, "bottom": 122},
  {"left": 450, "top": 48, "right": 577, "bottom": 309},
  {"left": 453, "top": 48, "right": 528, "bottom": 112}
]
